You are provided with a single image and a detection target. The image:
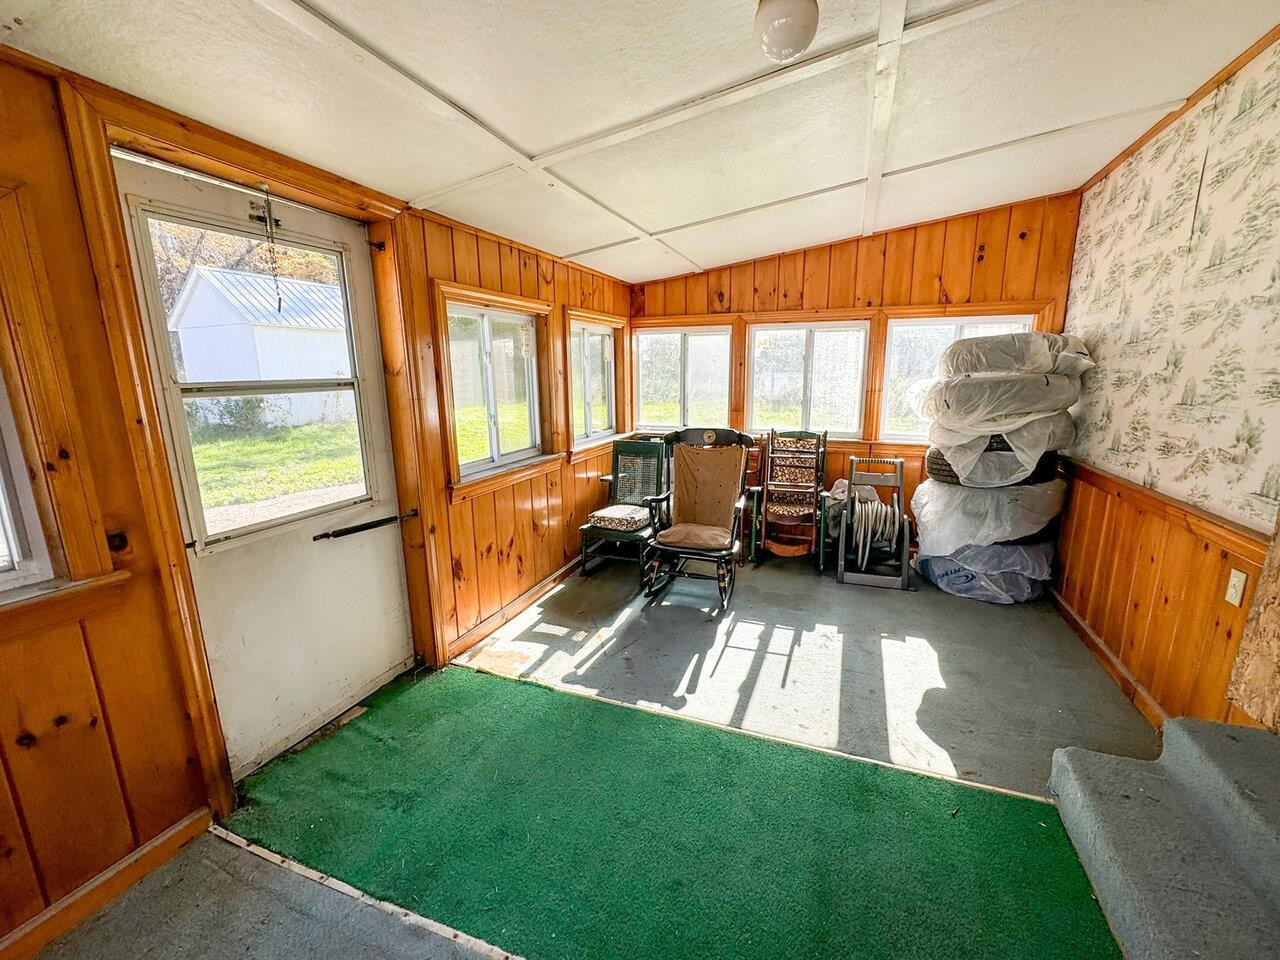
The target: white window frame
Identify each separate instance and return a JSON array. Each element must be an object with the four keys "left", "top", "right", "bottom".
[
  {"left": 446, "top": 302, "right": 542, "bottom": 478},
  {"left": 127, "top": 198, "right": 375, "bottom": 551},
  {"left": 746, "top": 320, "right": 870, "bottom": 438},
  {"left": 570, "top": 320, "right": 616, "bottom": 441},
  {"left": 0, "top": 374, "right": 54, "bottom": 593},
  {"left": 880, "top": 314, "right": 1035, "bottom": 442},
  {"left": 634, "top": 326, "right": 732, "bottom": 430}
]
